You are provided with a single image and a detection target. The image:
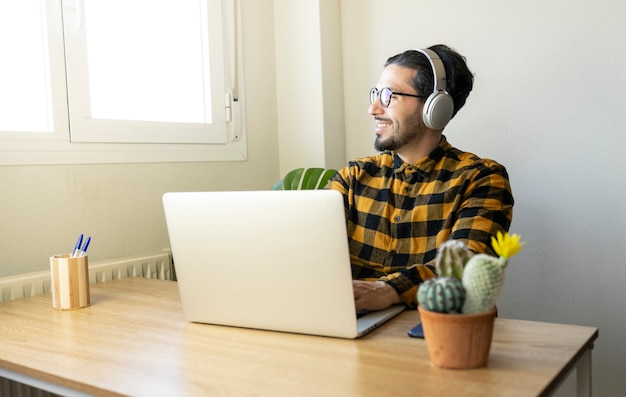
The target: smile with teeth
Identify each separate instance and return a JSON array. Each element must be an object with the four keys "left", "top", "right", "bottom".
[{"left": 375, "top": 118, "right": 393, "bottom": 131}]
